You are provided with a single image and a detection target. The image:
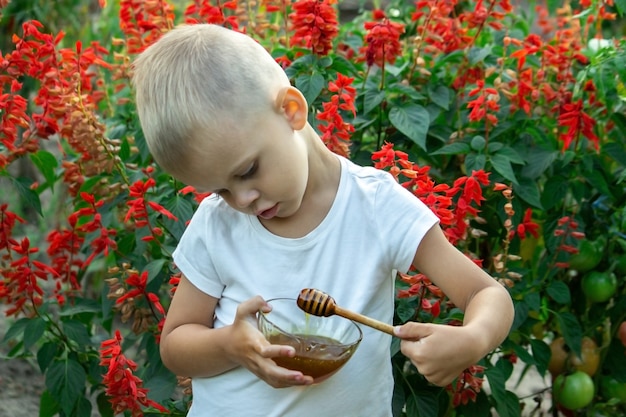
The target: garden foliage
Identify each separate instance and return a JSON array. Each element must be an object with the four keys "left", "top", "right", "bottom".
[{"left": 1, "top": 0, "right": 626, "bottom": 416}]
